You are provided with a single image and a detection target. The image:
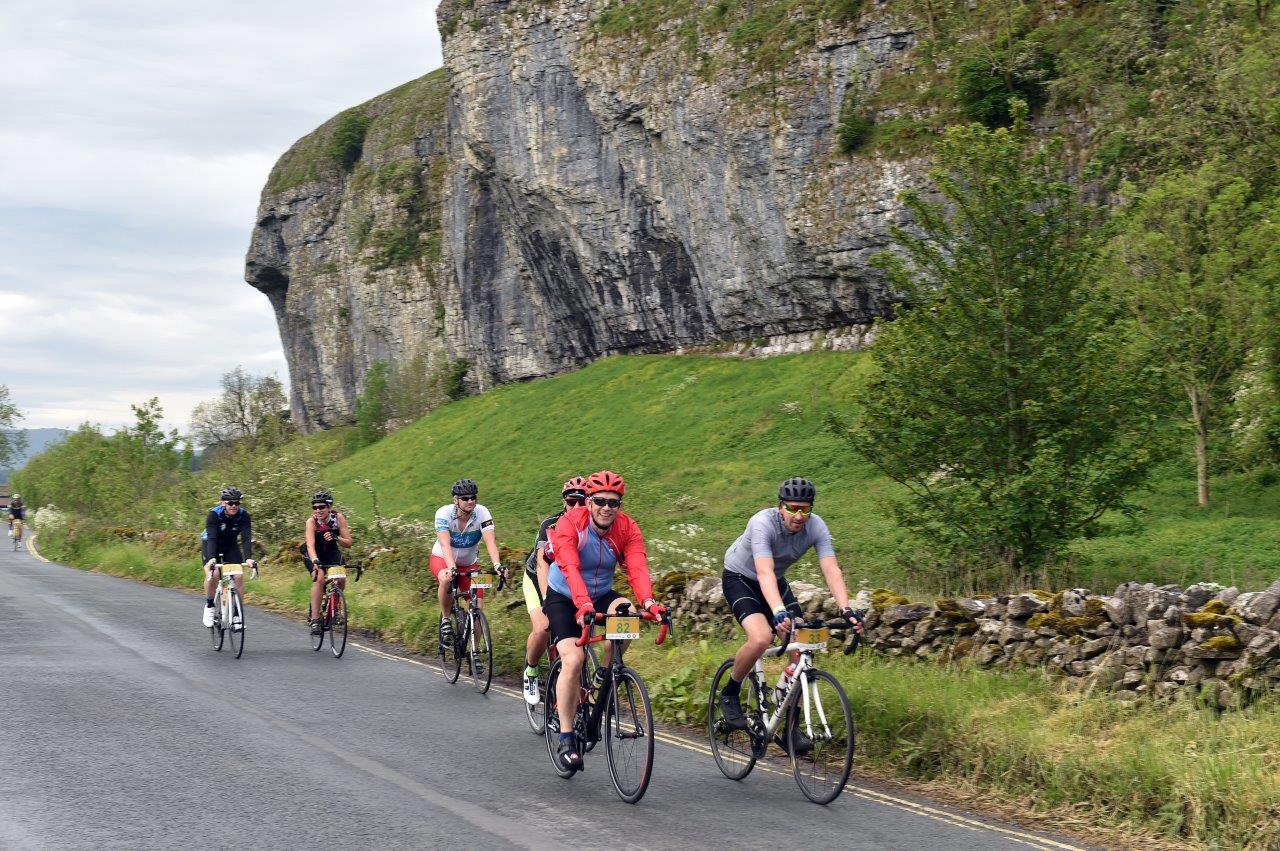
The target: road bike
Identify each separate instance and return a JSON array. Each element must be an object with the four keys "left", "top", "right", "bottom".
[
  {"left": 309, "top": 560, "right": 363, "bottom": 658},
  {"left": 707, "top": 615, "right": 859, "bottom": 804},
  {"left": 210, "top": 560, "right": 256, "bottom": 659},
  {"left": 438, "top": 566, "right": 506, "bottom": 693},
  {"left": 544, "top": 605, "right": 670, "bottom": 804},
  {"left": 10, "top": 519, "right": 22, "bottom": 551}
]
